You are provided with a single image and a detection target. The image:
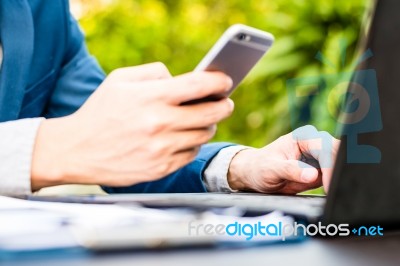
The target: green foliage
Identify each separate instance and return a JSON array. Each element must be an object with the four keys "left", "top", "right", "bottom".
[{"left": 79, "top": 0, "right": 367, "bottom": 147}]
